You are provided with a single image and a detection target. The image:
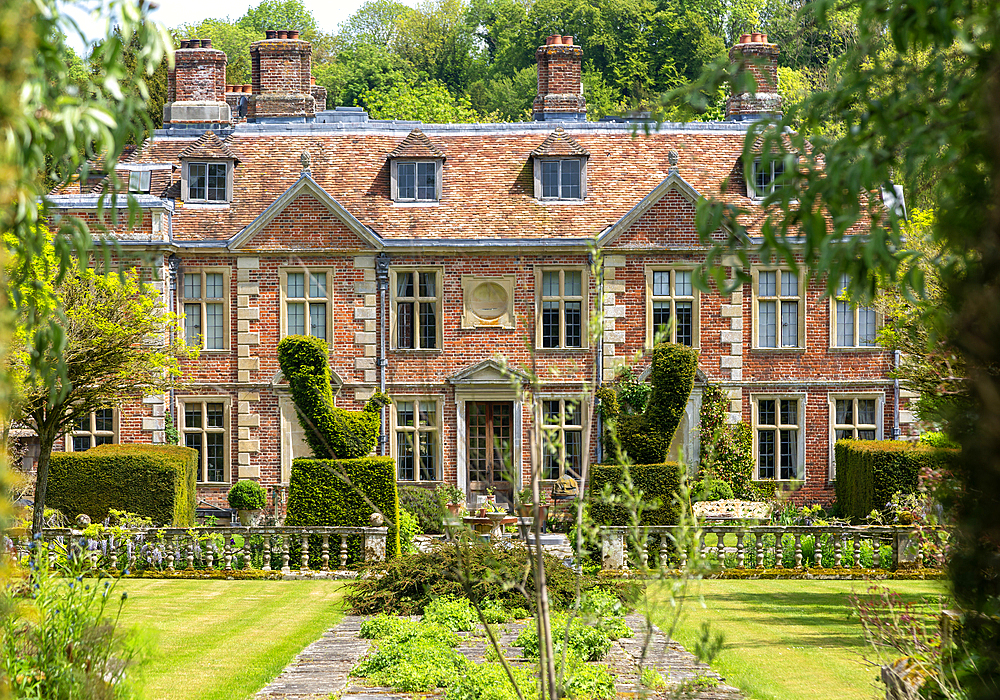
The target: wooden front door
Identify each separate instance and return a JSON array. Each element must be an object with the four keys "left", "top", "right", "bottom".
[{"left": 467, "top": 401, "right": 515, "bottom": 506}]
